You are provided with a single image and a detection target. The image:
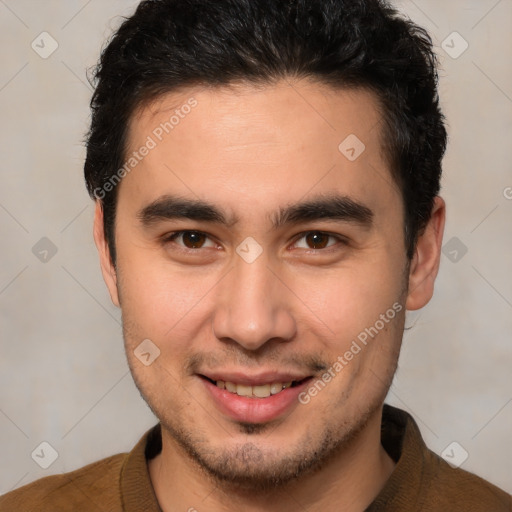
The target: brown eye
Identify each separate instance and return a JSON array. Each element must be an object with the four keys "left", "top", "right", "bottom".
[
  {"left": 305, "top": 231, "right": 330, "bottom": 249},
  {"left": 166, "top": 231, "right": 215, "bottom": 249},
  {"left": 181, "top": 231, "right": 207, "bottom": 248}
]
